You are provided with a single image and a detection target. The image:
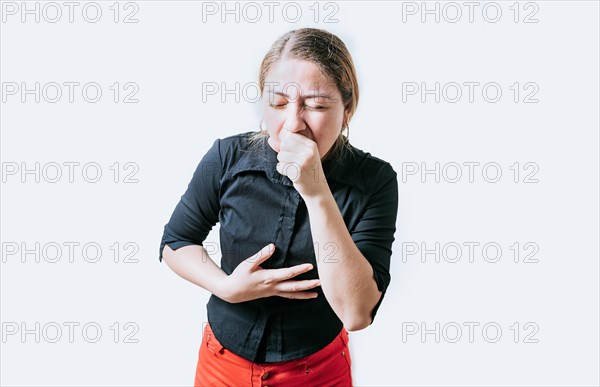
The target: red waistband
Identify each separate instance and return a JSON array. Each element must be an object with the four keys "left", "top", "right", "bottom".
[{"left": 203, "top": 322, "right": 349, "bottom": 370}]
